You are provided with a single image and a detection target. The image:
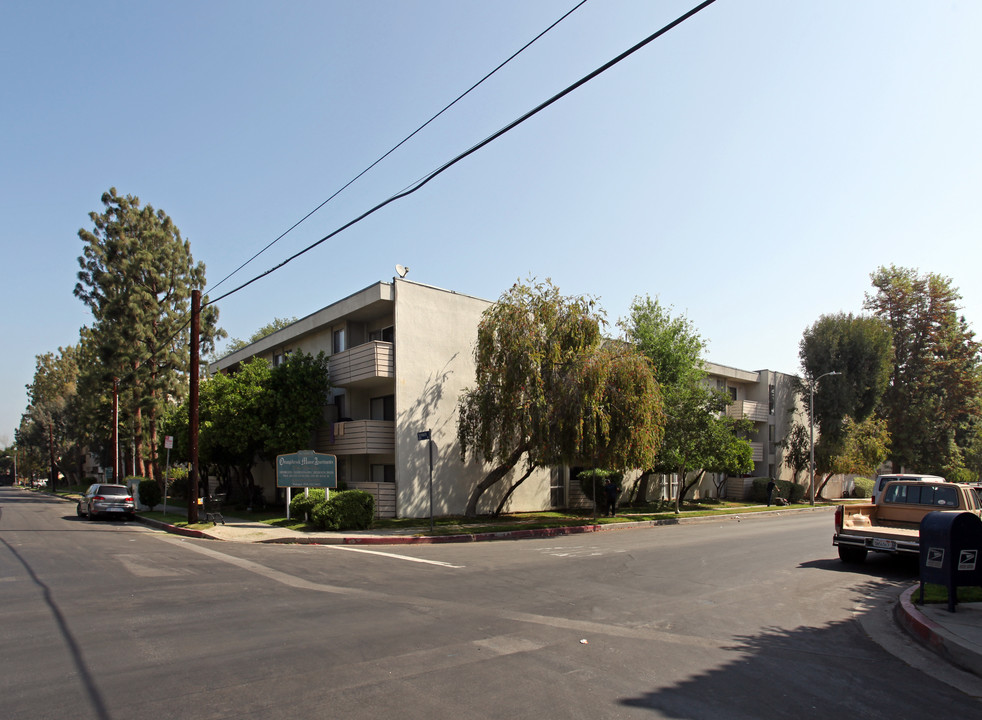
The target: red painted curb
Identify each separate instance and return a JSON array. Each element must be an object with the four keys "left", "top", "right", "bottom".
[{"left": 897, "top": 585, "right": 946, "bottom": 651}]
